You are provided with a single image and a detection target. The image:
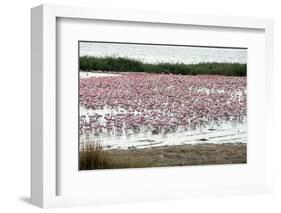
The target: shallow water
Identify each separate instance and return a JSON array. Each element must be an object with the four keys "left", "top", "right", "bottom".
[
  {"left": 80, "top": 105, "right": 247, "bottom": 150},
  {"left": 80, "top": 72, "right": 119, "bottom": 78},
  {"left": 80, "top": 42, "right": 247, "bottom": 64}
]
